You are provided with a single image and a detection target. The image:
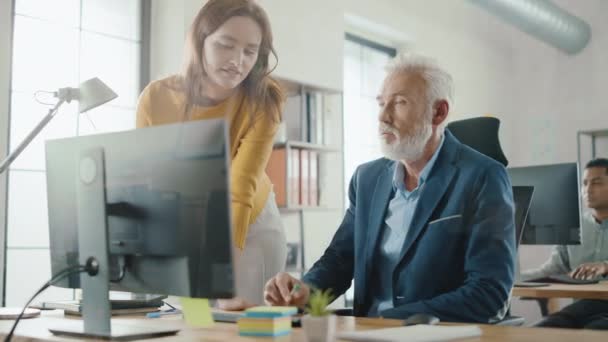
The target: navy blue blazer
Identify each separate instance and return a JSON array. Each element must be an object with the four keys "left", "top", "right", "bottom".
[{"left": 302, "top": 130, "right": 516, "bottom": 323}]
